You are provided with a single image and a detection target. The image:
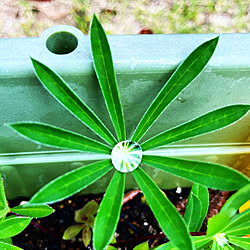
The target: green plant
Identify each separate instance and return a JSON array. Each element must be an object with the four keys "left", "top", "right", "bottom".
[
  {"left": 9, "top": 14, "right": 249, "bottom": 250},
  {"left": 156, "top": 183, "right": 250, "bottom": 249},
  {"left": 0, "top": 174, "right": 54, "bottom": 250},
  {"left": 63, "top": 200, "right": 98, "bottom": 247}
]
